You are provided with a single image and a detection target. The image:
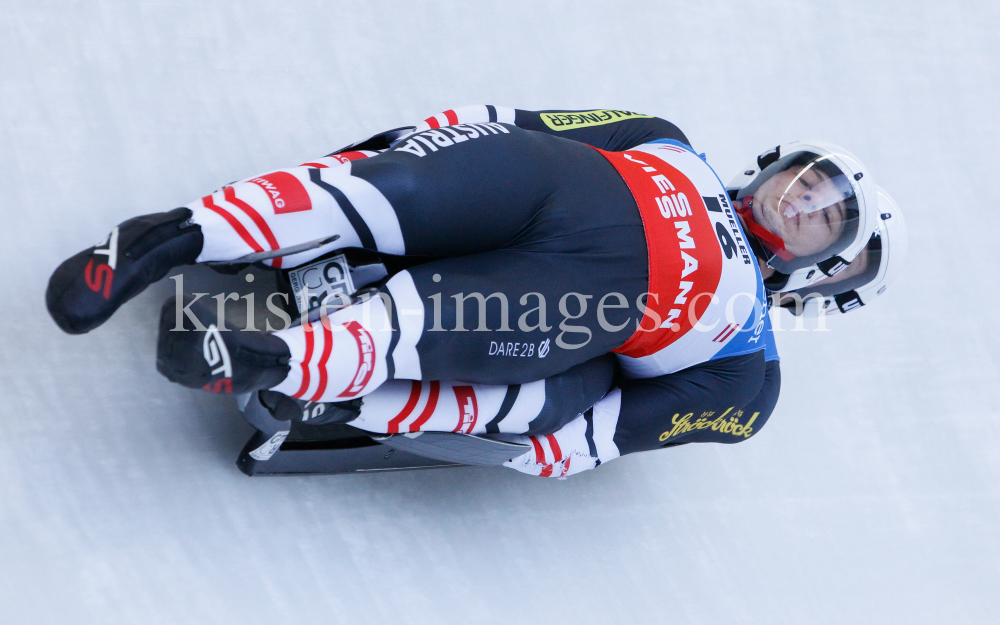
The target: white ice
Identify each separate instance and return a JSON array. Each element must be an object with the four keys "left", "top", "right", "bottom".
[{"left": 1, "top": 1, "right": 998, "bottom": 623}]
